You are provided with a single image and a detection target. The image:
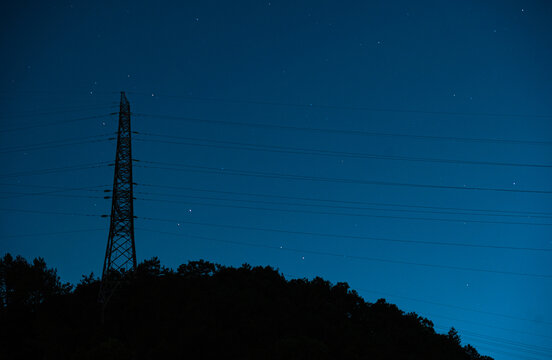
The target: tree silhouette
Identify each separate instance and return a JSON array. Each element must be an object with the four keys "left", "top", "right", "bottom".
[
  {"left": 0, "top": 253, "right": 494, "bottom": 360},
  {"left": 0, "top": 253, "right": 71, "bottom": 310}
]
